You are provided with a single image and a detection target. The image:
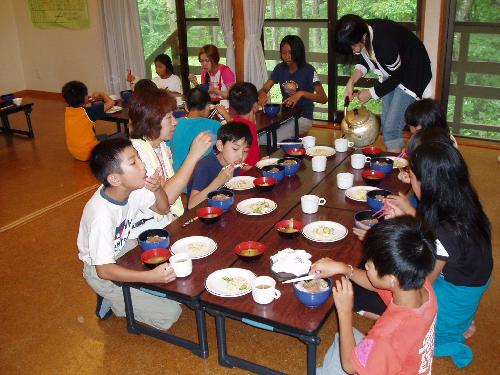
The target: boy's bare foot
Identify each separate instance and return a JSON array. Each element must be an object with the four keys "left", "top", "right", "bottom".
[{"left": 463, "top": 320, "right": 476, "bottom": 339}]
